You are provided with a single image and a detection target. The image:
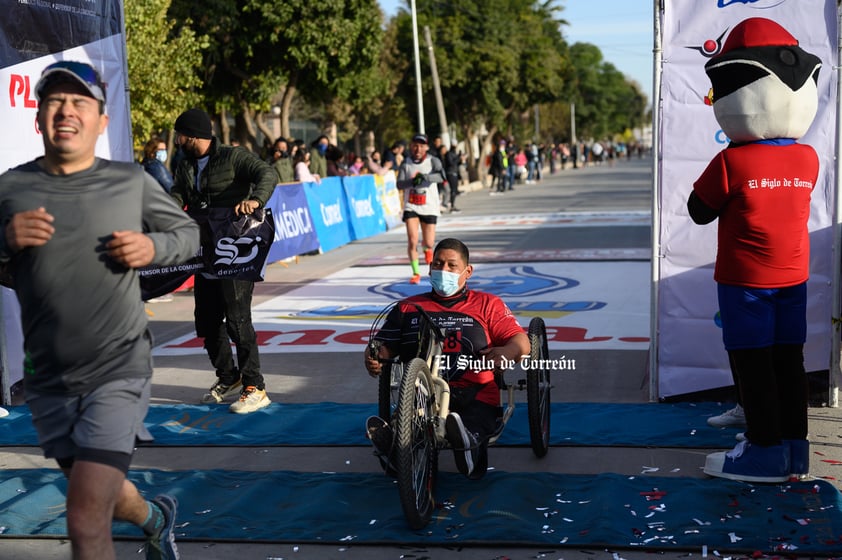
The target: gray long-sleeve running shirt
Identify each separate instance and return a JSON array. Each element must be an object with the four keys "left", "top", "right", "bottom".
[{"left": 0, "top": 158, "right": 200, "bottom": 394}]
